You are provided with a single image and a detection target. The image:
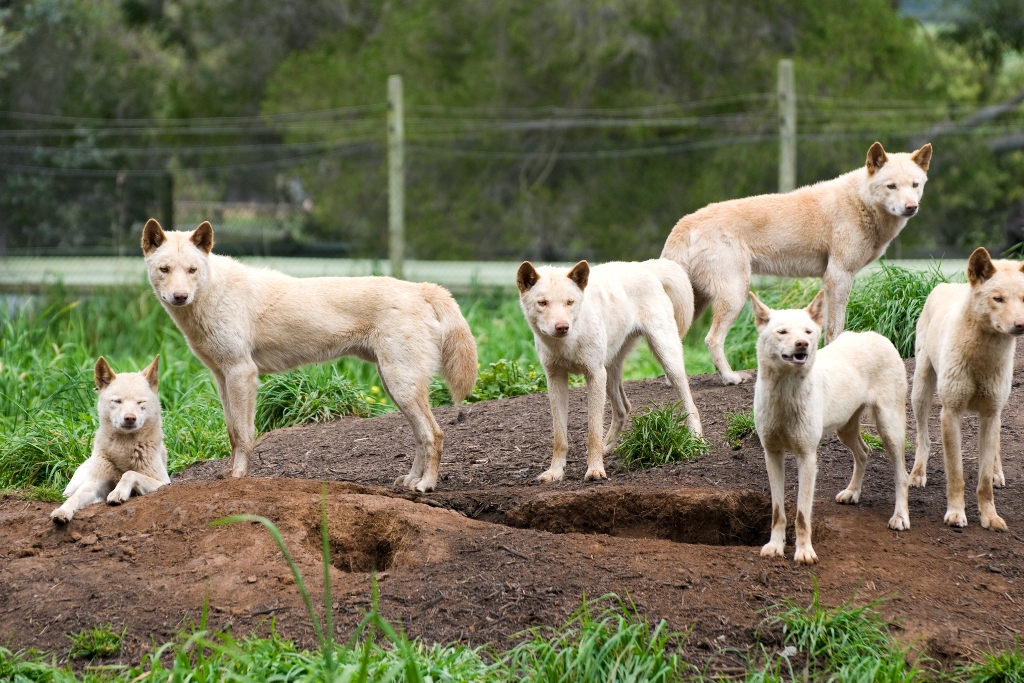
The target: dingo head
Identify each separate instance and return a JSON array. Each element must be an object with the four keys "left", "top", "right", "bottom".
[
  {"left": 863, "top": 141, "right": 931, "bottom": 218},
  {"left": 95, "top": 356, "right": 160, "bottom": 433},
  {"left": 750, "top": 290, "right": 826, "bottom": 372},
  {"left": 516, "top": 260, "right": 589, "bottom": 339},
  {"left": 141, "top": 219, "right": 215, "bottom": 308},
  {"left": 966, "top": 247, "right": 1024, "bottom": 336}
]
